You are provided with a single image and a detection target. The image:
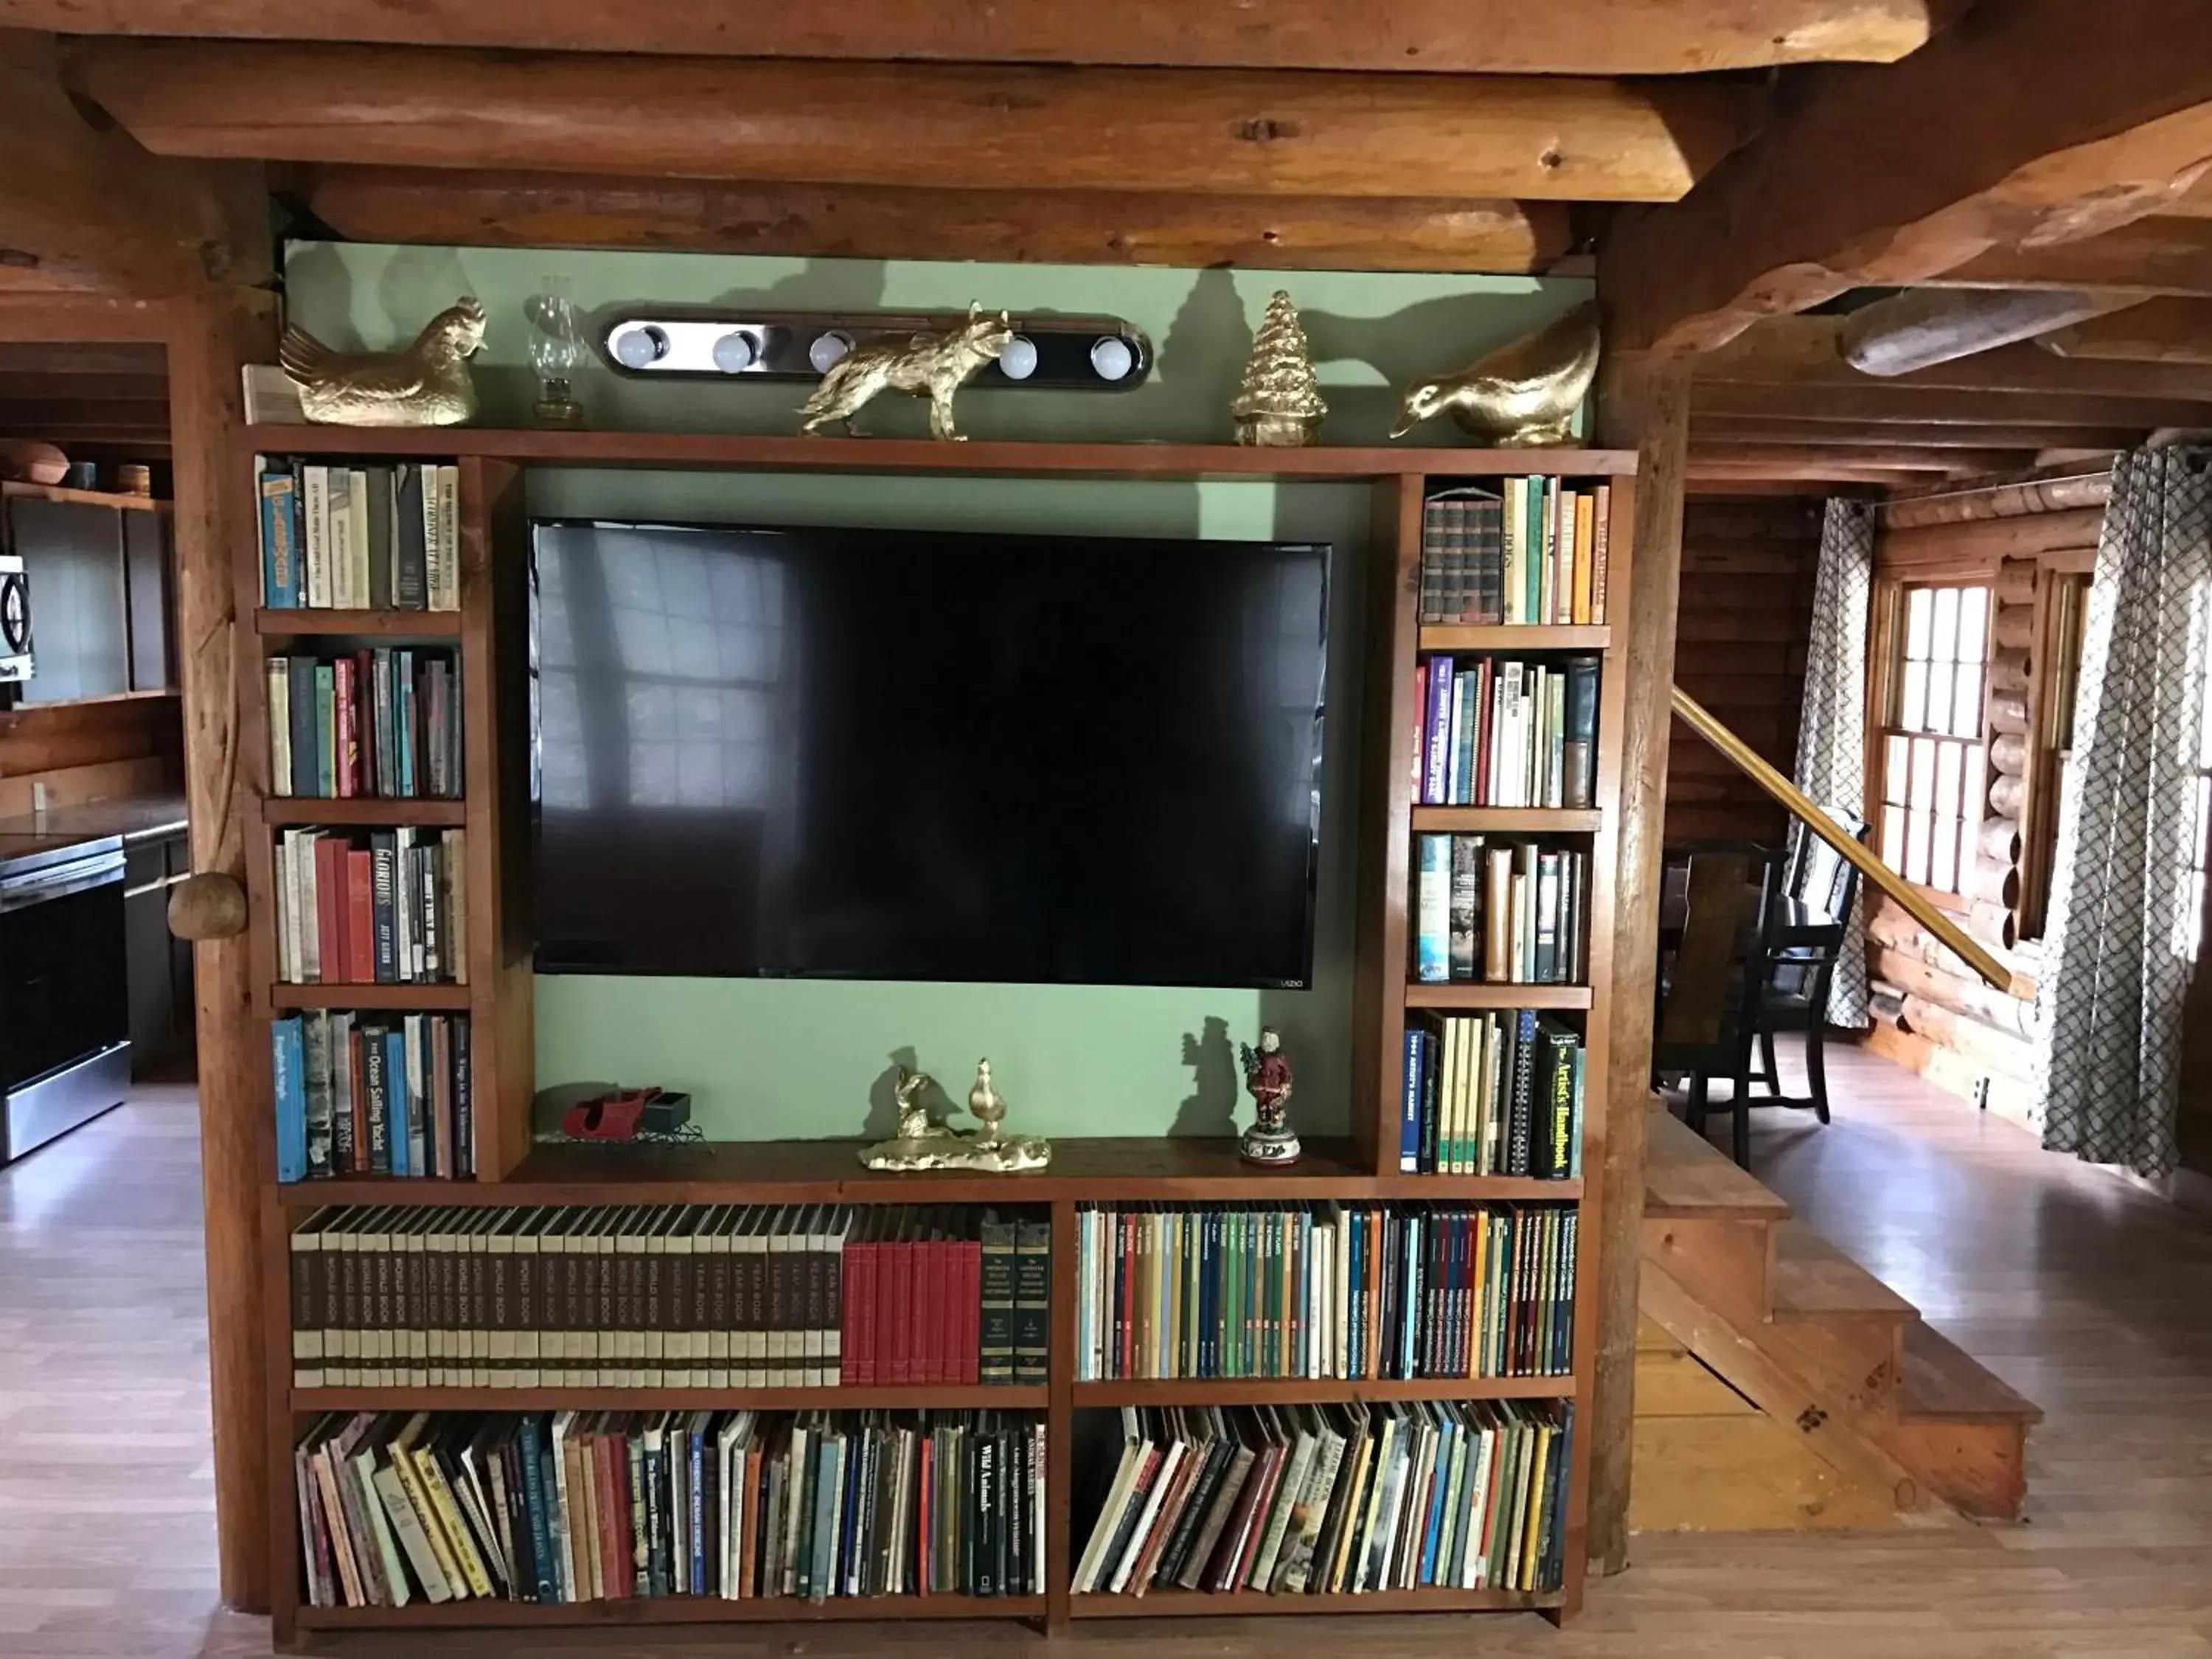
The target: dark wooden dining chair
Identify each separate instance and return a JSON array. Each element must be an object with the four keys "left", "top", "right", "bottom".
[
  {"left": 1749, "top": 807, "right": 1872, "bottom": 1125},
  {"left": 1653, "top": 839, "right": 1788, "bottom": 1167}
]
